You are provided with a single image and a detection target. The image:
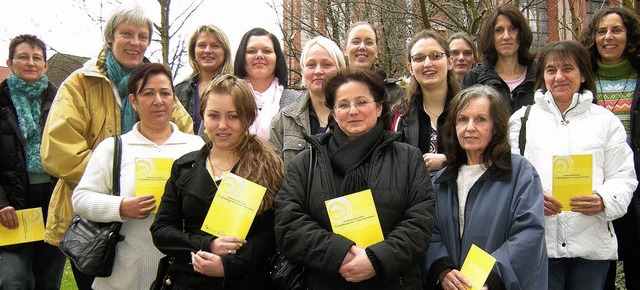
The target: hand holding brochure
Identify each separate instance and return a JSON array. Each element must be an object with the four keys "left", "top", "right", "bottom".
[
  {"left": 201, "top": 173, "right": 266, "bottom": 239},
  {"left": 552, "top": 154, "right": 592, "bottom": 211},
  {"left": 0, "top": 207, "right": 44, "bottom": 246},
  {"left": 325, "top": 189, "right": 383, "bottom": 247},
  {"left": 460, "top": 244, "right": 496, "bottom": 290},
  {"left": 135, "top": 157, "right": 174, "bottom": 213}
]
